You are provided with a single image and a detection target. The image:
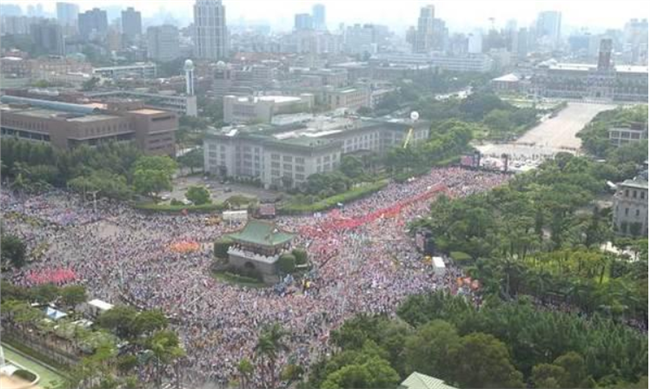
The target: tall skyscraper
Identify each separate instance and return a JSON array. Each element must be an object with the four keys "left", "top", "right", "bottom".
[
  {"left": 312, "top": 4, "right": 326, "bottom": 31},
  {"left": 536, "top": 11, "right": 562, "bottom": 49},
  {"left": 468, "top": 31, "right": 483, "bottom": 54},
  {"left": 0, "top": 4, "right": 22, "bottom": 17},
  {"left": 121, "top": 7, "right": 142, "bottom": 41},
  {"left": 147, "top": 25, "right": 180, "bottom": 62},
  {"left": 597, "top": 38, "right": 613, "bottom": 71},
  {"left": 56, "top": 3, "right": 78, "bottom": 28},
  {"left": 294, "top": 13, "right": 313, "bottom": 31},
  {"left": 193, "top": 0, "right": 227, "bottom": 60},
  {"left": 432, "top": 18, "right": 448, "bottom": 52},
  {"left": 414, "top": 5, "right": 435, "bottom": 53},
  {"left": 78, "top": 8, "right": 108, "bottom": 40},
  {"left": 31, "top": 19, "right": 65, "bottom": 55}
]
